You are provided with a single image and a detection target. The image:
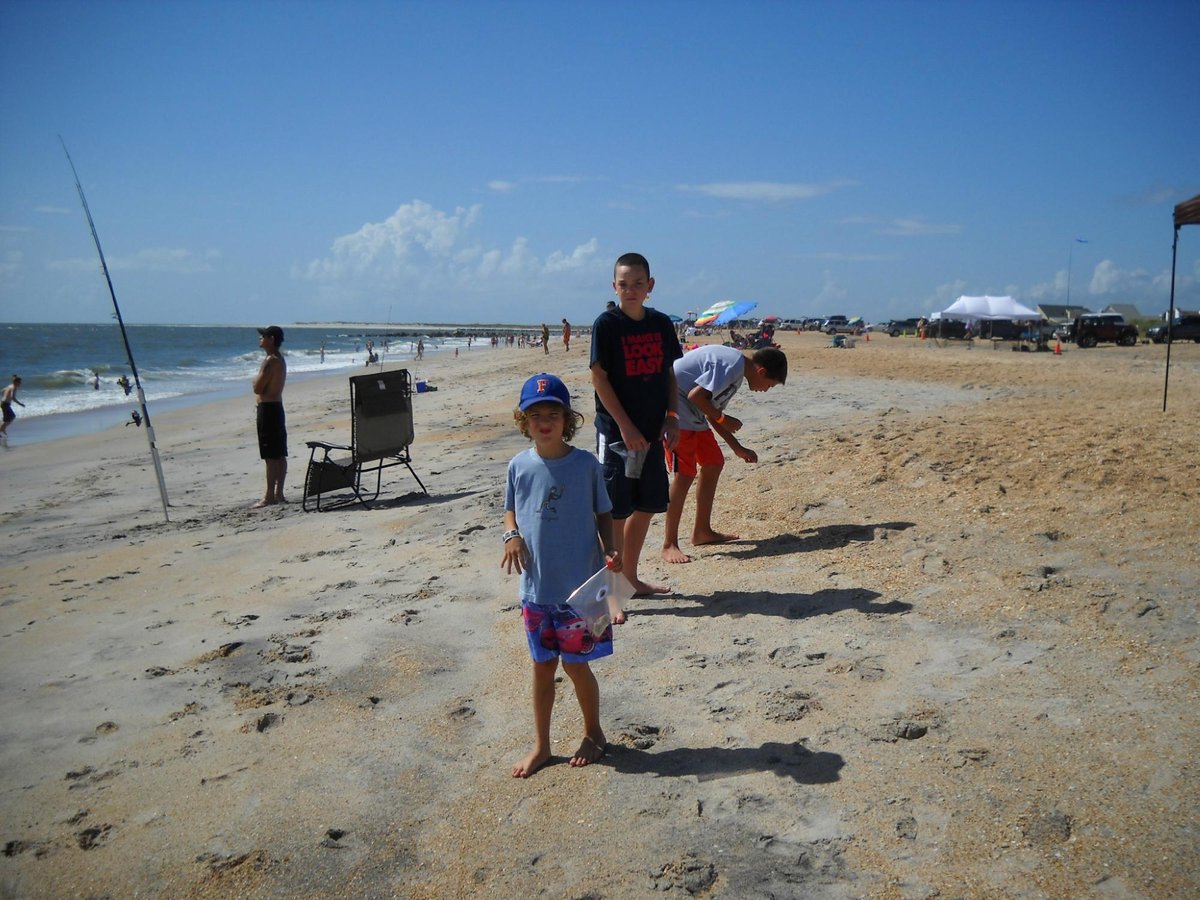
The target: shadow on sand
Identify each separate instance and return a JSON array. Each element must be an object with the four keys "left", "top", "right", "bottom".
[
  {"left": 634, "top": 587, "right": 912, "bottom": 620},
  {"left": 604, "top": 740, "right": 844, "bottom": 784},
  {"left": 715, "top": 521, "right": 916, "bottom": 561}
]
